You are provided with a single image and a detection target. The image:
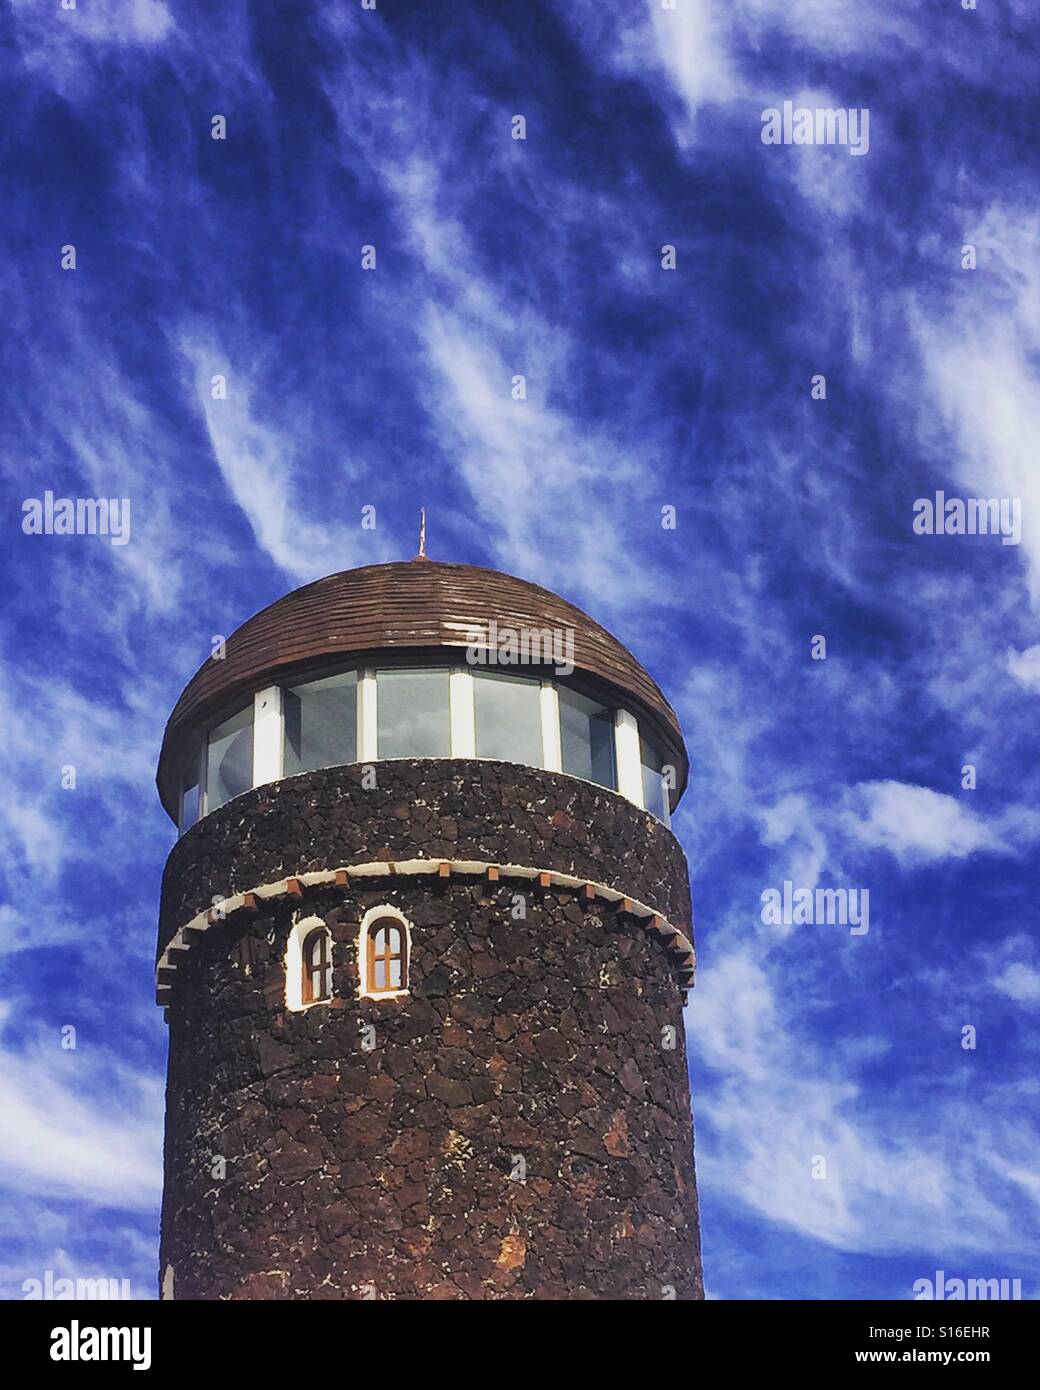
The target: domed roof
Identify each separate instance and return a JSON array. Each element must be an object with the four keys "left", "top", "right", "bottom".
[{"left": 156, "top": 559, "right": 687, "bottom": 817}]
